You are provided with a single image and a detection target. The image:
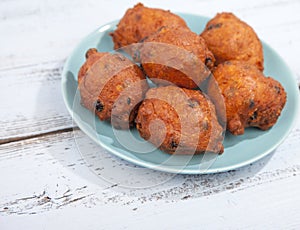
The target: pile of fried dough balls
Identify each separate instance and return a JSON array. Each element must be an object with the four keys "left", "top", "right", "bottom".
[{"left": 78, "top": 3, "right": 286, "bottom": 155}]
